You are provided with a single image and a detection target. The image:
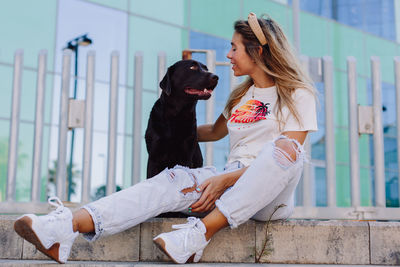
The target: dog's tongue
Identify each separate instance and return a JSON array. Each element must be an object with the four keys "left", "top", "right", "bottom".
[{"left": 185, "top": 88, "right": 213, "bottom": 96}]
